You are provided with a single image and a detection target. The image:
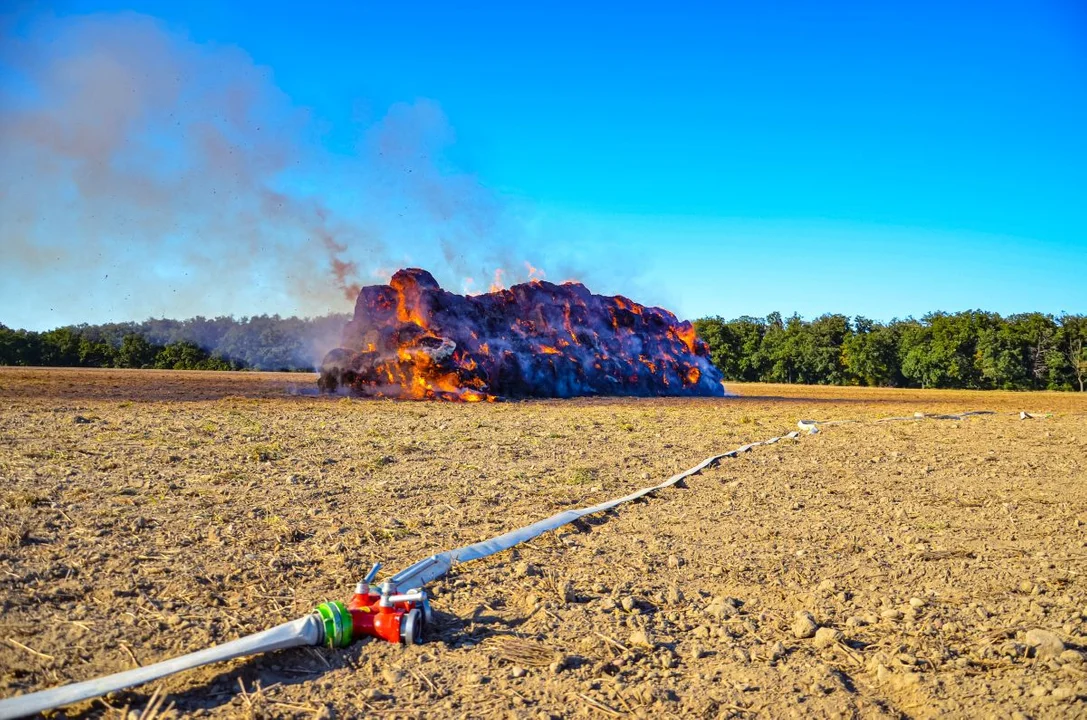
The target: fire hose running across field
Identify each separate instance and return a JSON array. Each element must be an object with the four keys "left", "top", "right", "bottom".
[{"left": 0, "top": 411, "right": 999, "bottom": 718}]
